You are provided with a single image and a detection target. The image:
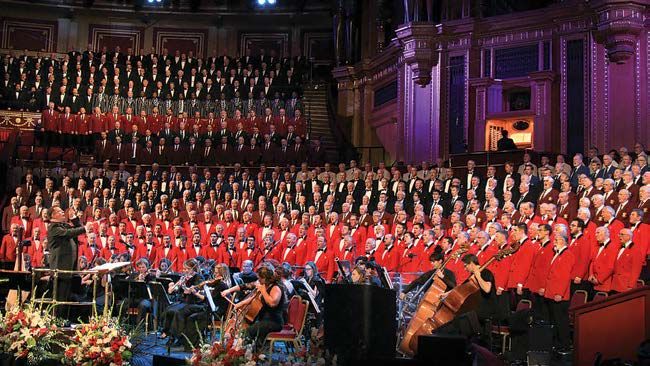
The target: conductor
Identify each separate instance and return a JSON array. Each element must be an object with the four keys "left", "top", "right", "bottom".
[{"left": 47, "top": 206, "right": 93, "bottom": 316}]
